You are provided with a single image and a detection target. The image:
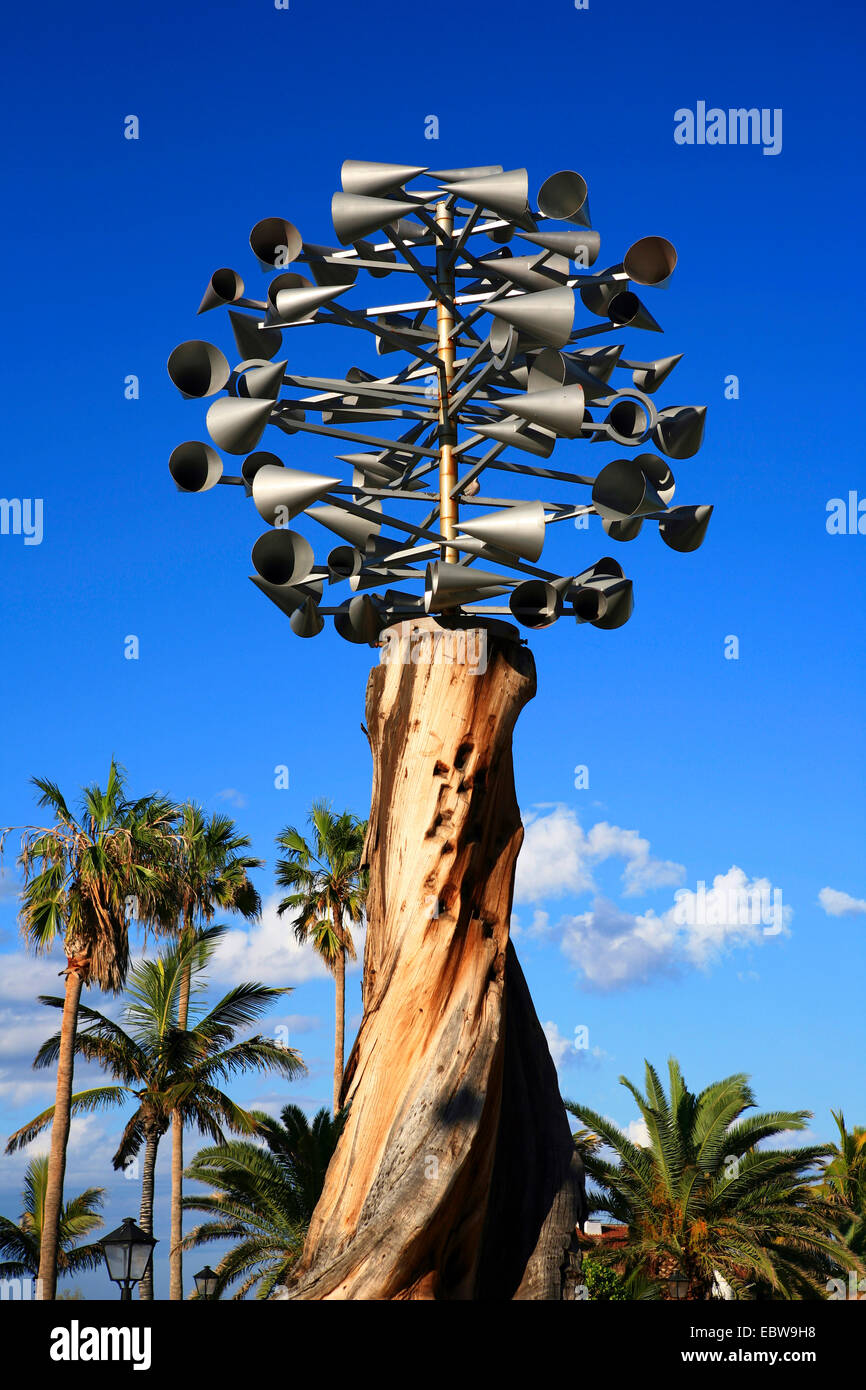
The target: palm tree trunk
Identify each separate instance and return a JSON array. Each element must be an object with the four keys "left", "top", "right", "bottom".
[
  {"left": 138, "top": 1130, "right": 160, "bottom": 1301},
  {"left": 36, "top": 962, "right": 84, "bottom": 1300},
  {"left": 169, "top": 958, "right": 192, "bottom": 1301},
  {"left": 333, "top": 942, "right": 346, "bottom": 1115}
]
